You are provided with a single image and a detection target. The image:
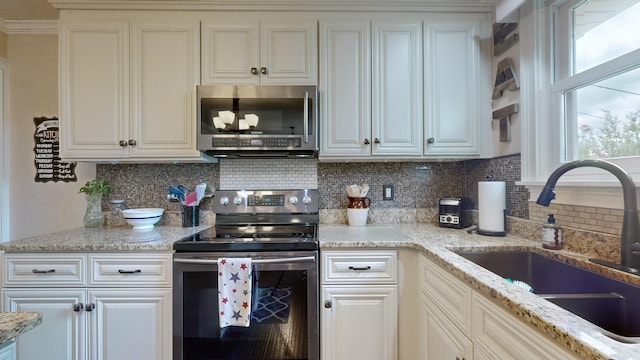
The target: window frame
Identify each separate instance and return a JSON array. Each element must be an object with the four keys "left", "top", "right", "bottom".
[{"left": 518, "top": 0, "right": 640, "bottom": 210}]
